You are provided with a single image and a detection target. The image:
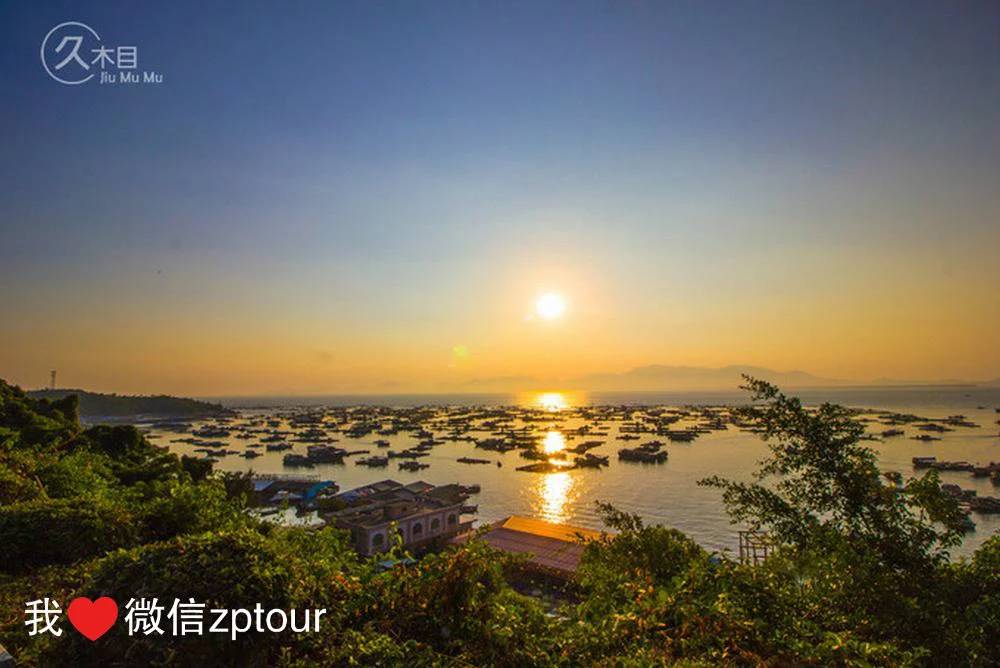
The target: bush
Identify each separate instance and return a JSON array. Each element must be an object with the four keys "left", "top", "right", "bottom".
[
  {"left": 0, "top": 382, "right": 78, "bottom": 448},
  {"left": 0, "top": 561, "right": 95, "bottom": 664},
  {"left": 63, "top": 424, "right": 182, "bottom": 485},
  {"left": 78, "top": 425, "right": 147, "bottom": 459},
  {"left": 277, "top": 628, "right": 448, "bottom": 667},
  {"left": 42, "top": 530, "right": 316, "bottom": 666},
  {"left": 583, "top": 503, "right": 706, "bottom": 585},
  {"left": 34, "top": 450, "right": 114, "bottom": 499},
  {"left": 950, "top": 536, "right": 1000, "bottom": 666},
  {"left": 180, "top": 454, "right": 213, "bottom": 482},
  {"left": 130, "top": 479, "right": 250, "bottom": 542},
  {"left": 0, "top": 499, "right": 137, "bottom": 573},
  {"left": 354, "top": 540, "right": 557, "bottom": 666},
  {"left": 0, "top": 460, "right": 44, "bottom": 504}
]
